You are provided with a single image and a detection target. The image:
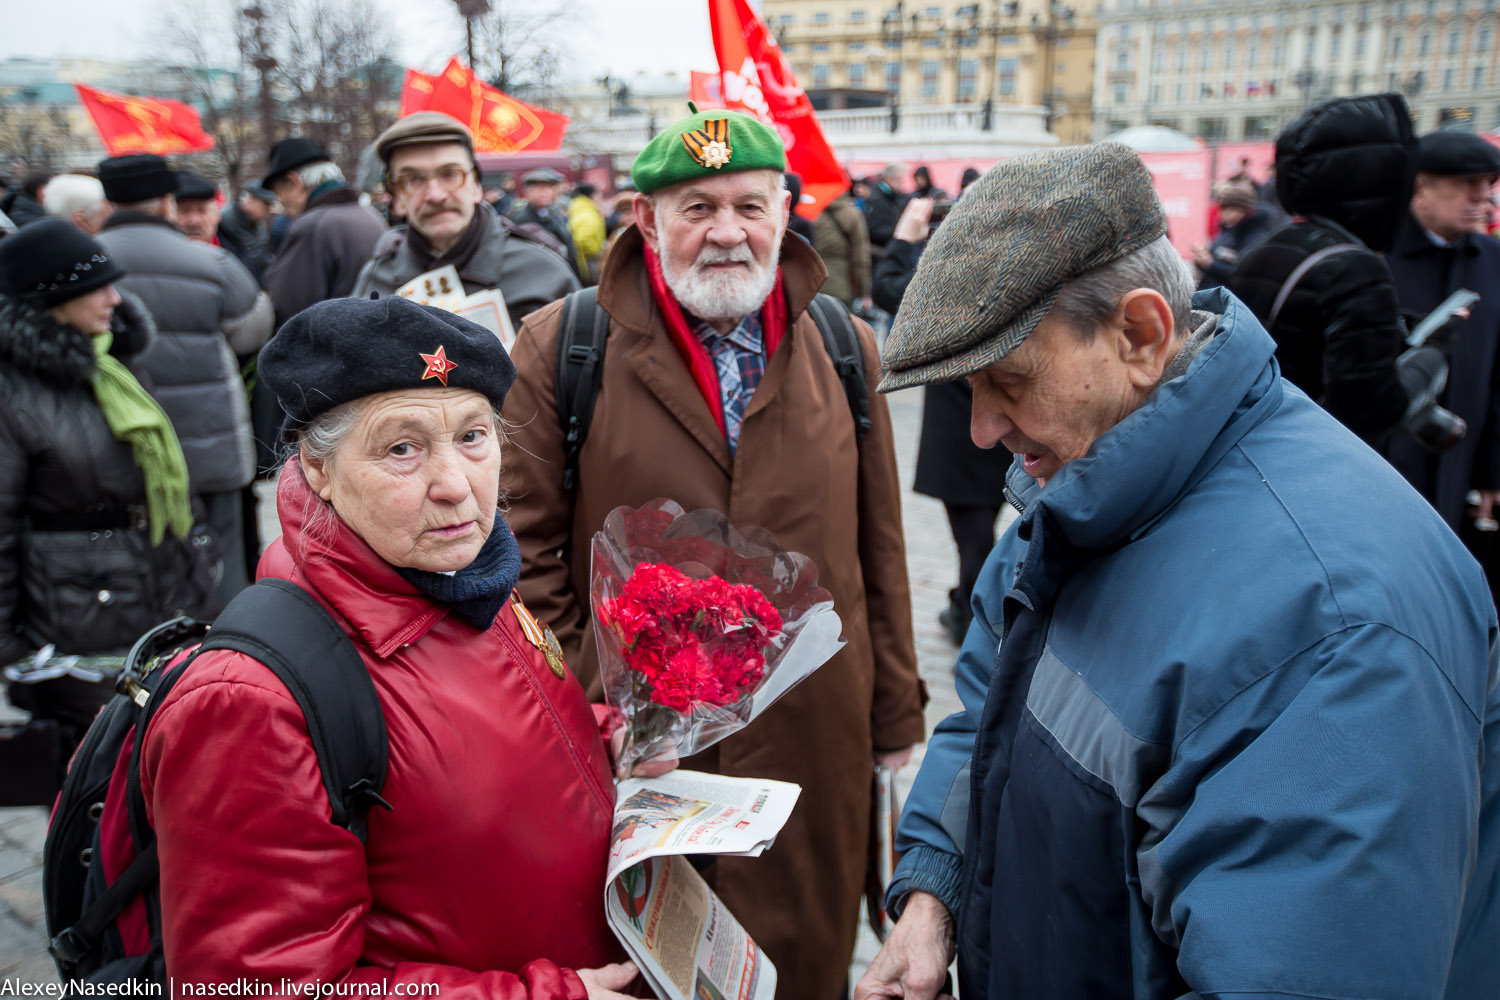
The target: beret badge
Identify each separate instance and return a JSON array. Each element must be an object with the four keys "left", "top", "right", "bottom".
[
  {"left": 420, "top": 345, "right": 458, "bottom": 386},
  {"left": 682, "top": 118, "right": 733, "bottom": 170}
]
